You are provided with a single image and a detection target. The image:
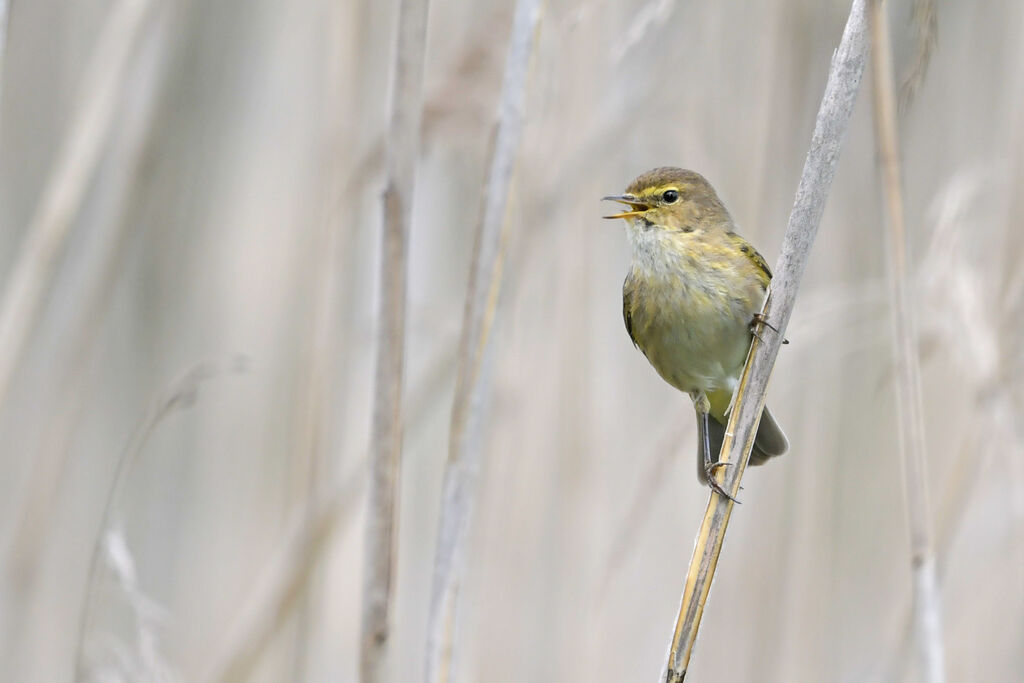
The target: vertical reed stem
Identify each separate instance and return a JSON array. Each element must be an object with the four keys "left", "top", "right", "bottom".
[
  {"left": 424, "top": 1, "right": 542, "bottom": 681},
  {"left": 360, "top": 0, "right": 431, "bottom": 679},
  {"left": 868, "top": 2, "right": 946, "bottom": 681}
]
